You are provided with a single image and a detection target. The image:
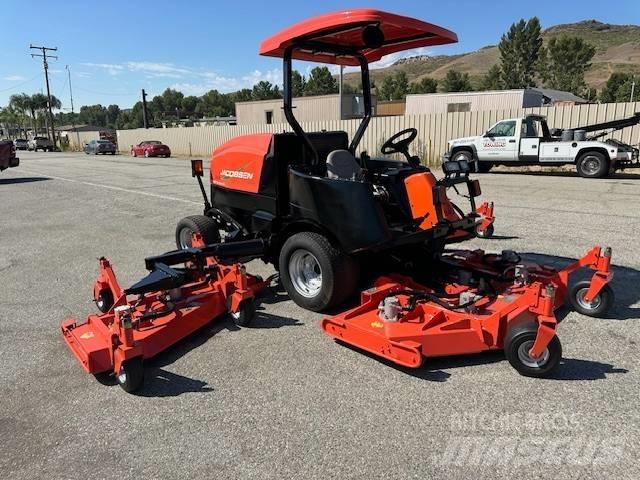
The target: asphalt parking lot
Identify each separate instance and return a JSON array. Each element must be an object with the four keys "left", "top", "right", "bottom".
[{"left": 1, "top": 150, "right": 639, "bottom": 479}]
